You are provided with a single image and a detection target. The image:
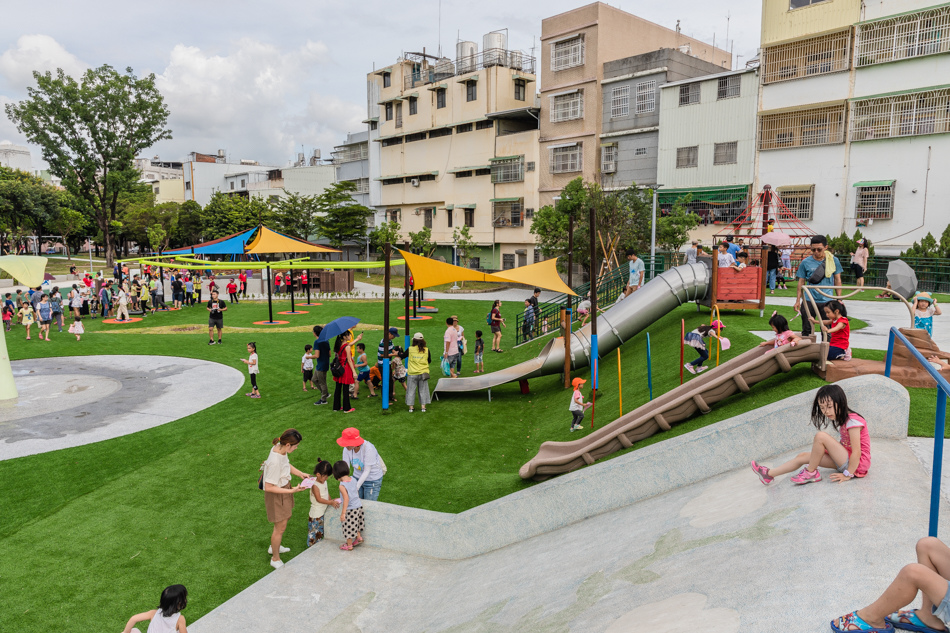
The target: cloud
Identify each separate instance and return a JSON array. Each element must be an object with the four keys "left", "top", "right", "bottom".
[{"left": 0, "top": 34, "right": 88, "bottom": 87}]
